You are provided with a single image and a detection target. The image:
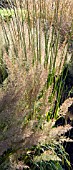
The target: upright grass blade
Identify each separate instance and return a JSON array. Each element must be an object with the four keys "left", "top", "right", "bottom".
[{"left": 26, "top": 0, "right": 31, "bottom": 49}]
